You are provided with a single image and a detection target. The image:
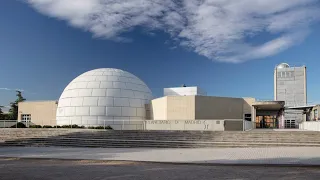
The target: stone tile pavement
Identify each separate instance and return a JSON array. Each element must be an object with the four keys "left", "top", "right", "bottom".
[{"left": 1, "top": 147, "right": 320, "bottom": 166}]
